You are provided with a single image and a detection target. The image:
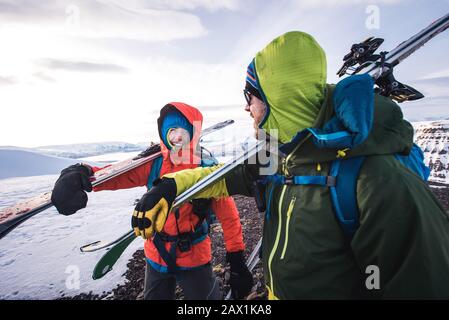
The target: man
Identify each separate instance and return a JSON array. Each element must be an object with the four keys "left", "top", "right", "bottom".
[
  {"left": 132, "top": 32, "right": 449, "bottom": 299},
  {"left": 51, "top": 102, "right": 253, "bottom": 300}
]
